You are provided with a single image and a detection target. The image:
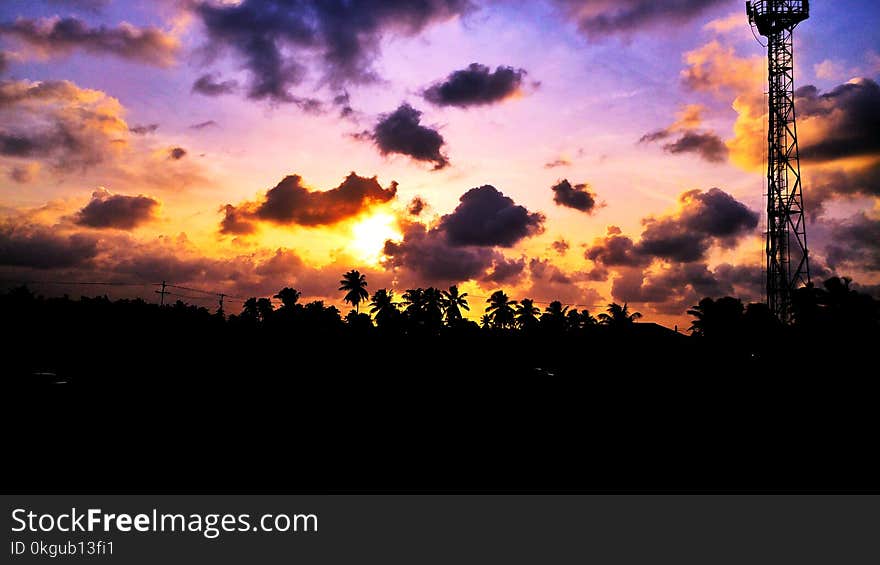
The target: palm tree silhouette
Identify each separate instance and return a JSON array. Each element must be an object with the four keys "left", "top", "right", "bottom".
[
  {"left": 514, "top": 298, "right": 540, "bottom": 329},
  {"left": 480, "top": 314, "right": 492, "bottom": 329},
  {"left": 339, "top": 270, "right": 369, "bottom": 313},
  {"left": 598, "top": 302, "right": 642, "bottom": 327},
  {"left": 274, "top": 287, "right": 301, "bottom": 309},
  {"left": 442, "top": 285, "right": 470, "bottom": 322},
  {"left": 370, "top": 289, "right": 399, "bottom": 328},
  {"left": 486, "top": 290, "right": 517, "bottom": 329}
]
